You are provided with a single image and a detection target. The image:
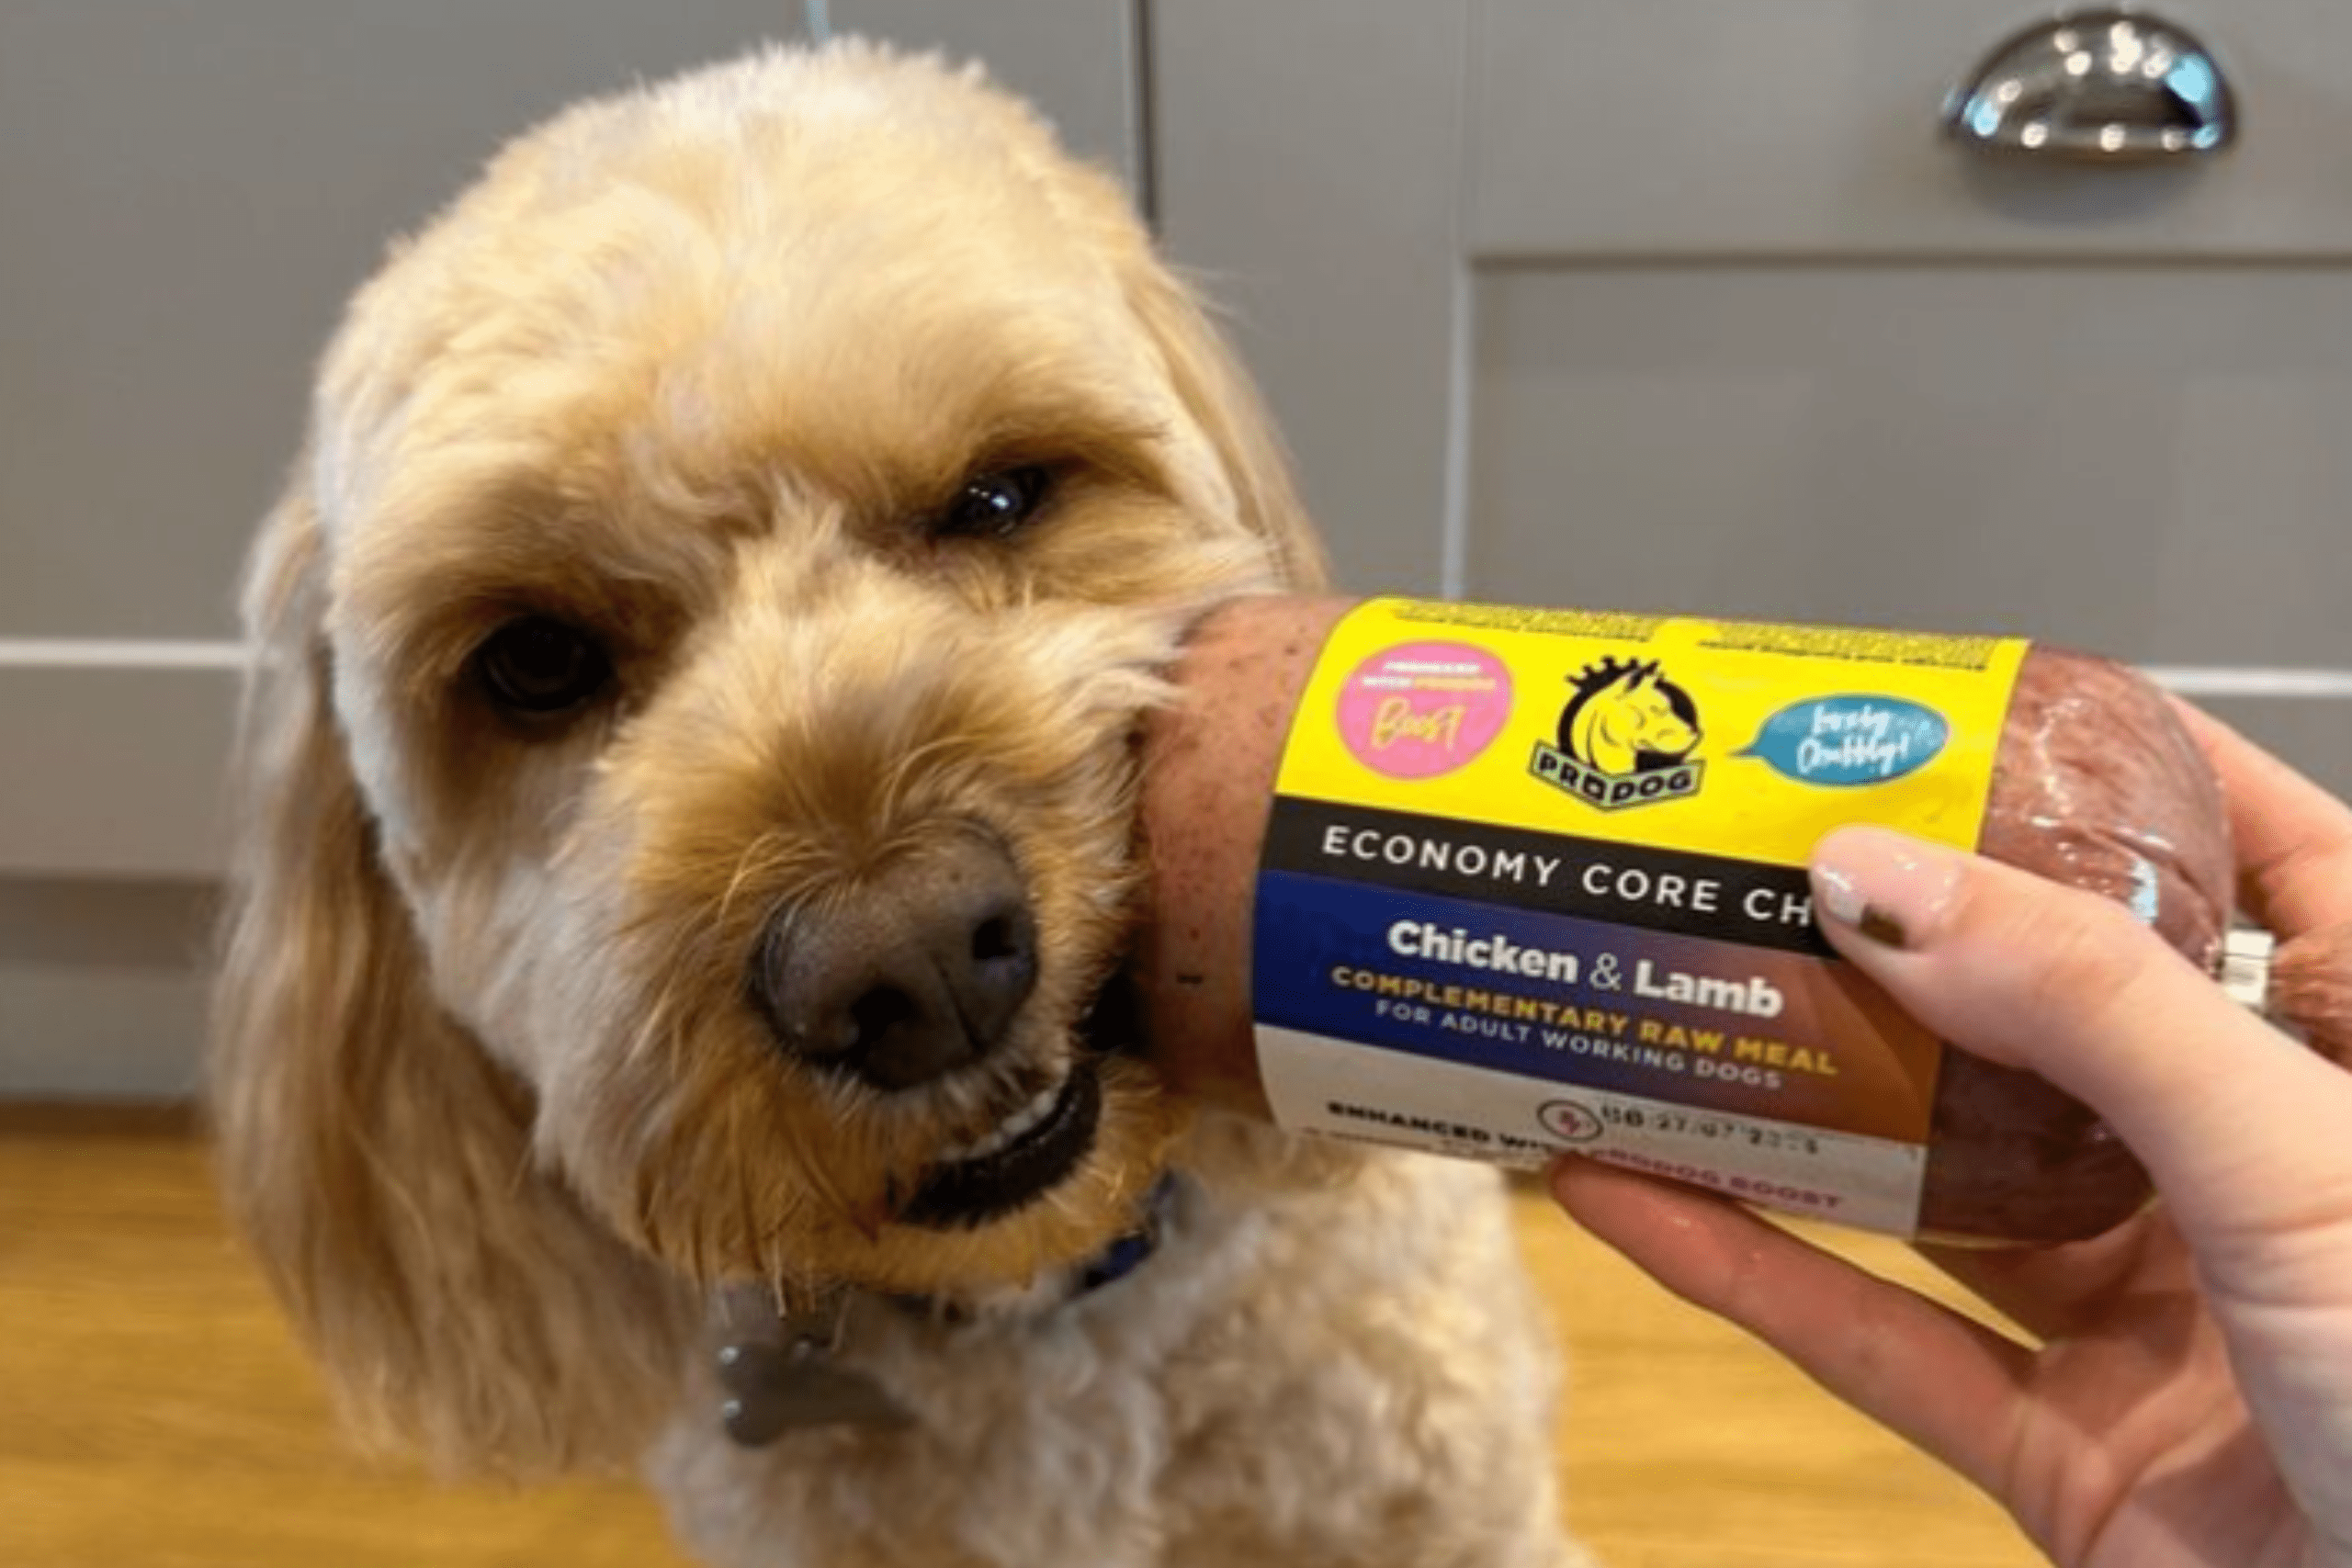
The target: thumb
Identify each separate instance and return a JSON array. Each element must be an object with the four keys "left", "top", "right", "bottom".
[{"left": 1807, "top": 826, "right": 2352, "bottom": 1245}]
